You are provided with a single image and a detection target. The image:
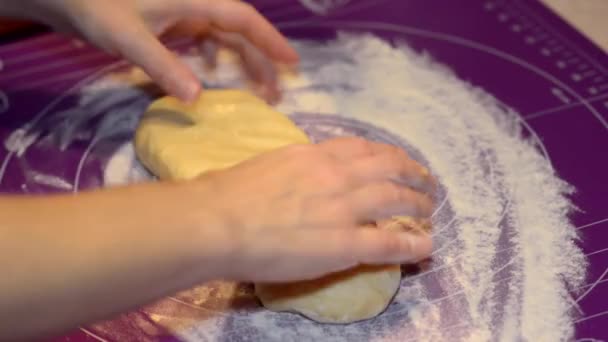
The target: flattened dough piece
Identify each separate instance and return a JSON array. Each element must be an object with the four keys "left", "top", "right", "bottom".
[
  {"left": 133, "top": 89, "right": 423, "bottom": 324},
  {"left": 255, "top": 264, "right": 401, "bottom": 324},
  {"left": 135, "top": 89, "right": 309, "bottom": 180},
  {"left": 255, "top": 218, "right": 430, "bottom": 324}
]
